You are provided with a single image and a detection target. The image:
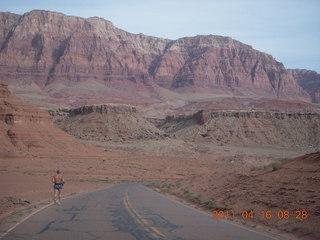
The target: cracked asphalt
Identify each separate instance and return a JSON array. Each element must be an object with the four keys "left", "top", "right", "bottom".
[{"left": 1, "top": 184, "right": 280, "bottom": 240}]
